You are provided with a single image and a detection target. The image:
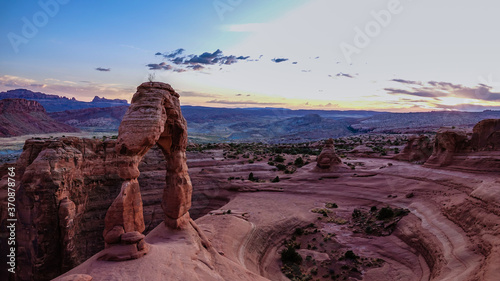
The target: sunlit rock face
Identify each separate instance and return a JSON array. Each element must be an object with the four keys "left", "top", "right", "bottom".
[
  {"left": 101, "top": 82, "right": 193, "bottom": 261},
  {"left": 316, "top": 138, "right": 342, "bottom": 170}
]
